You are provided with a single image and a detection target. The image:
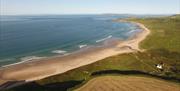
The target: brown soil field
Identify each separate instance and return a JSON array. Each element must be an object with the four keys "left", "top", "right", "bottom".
[{"left": 75, "top": 76, "right": 180, "bottom": 91}]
